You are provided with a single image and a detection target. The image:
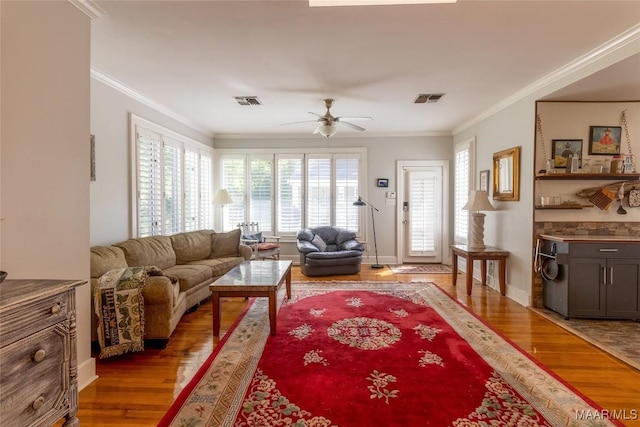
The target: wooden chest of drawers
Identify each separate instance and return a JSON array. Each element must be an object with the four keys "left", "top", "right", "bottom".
[{"left": 0, "top": 279, "right": 85, "bottom": 427}]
